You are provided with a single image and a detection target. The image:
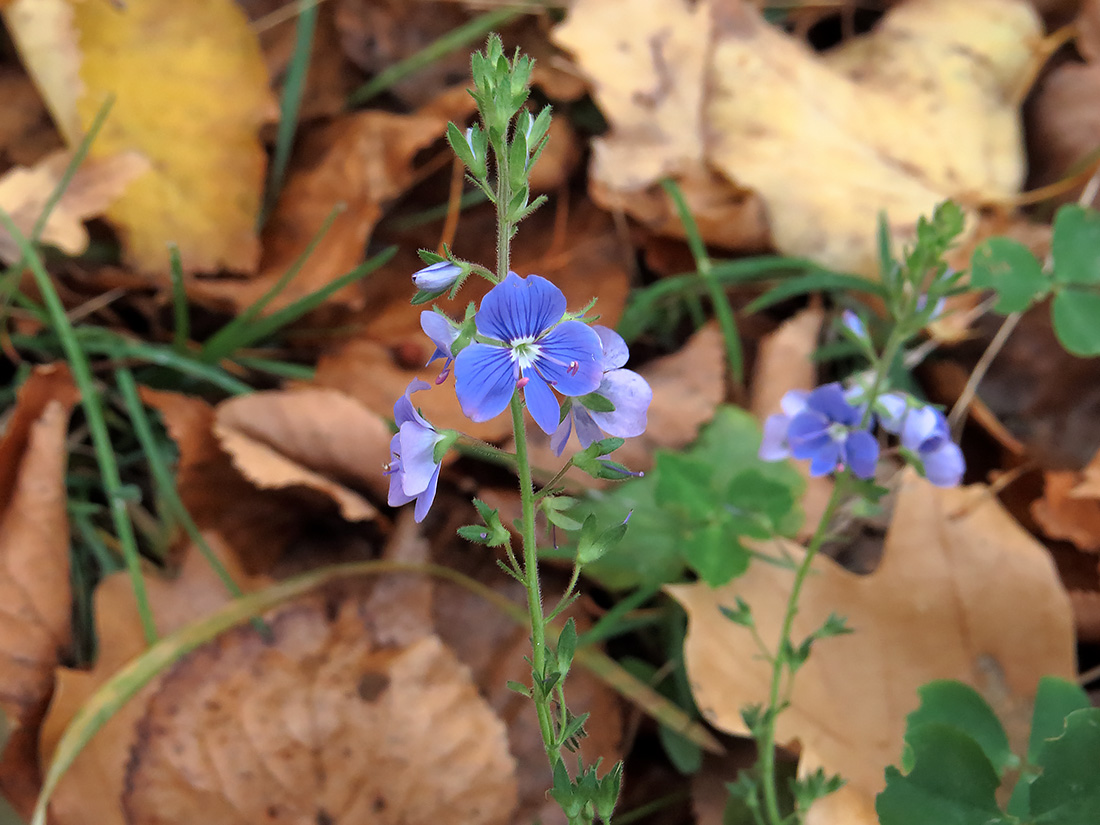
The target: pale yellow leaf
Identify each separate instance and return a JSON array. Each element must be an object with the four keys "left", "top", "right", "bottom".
[{"left": 73, "top": 0, "right": 276, "bottom": 274}]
